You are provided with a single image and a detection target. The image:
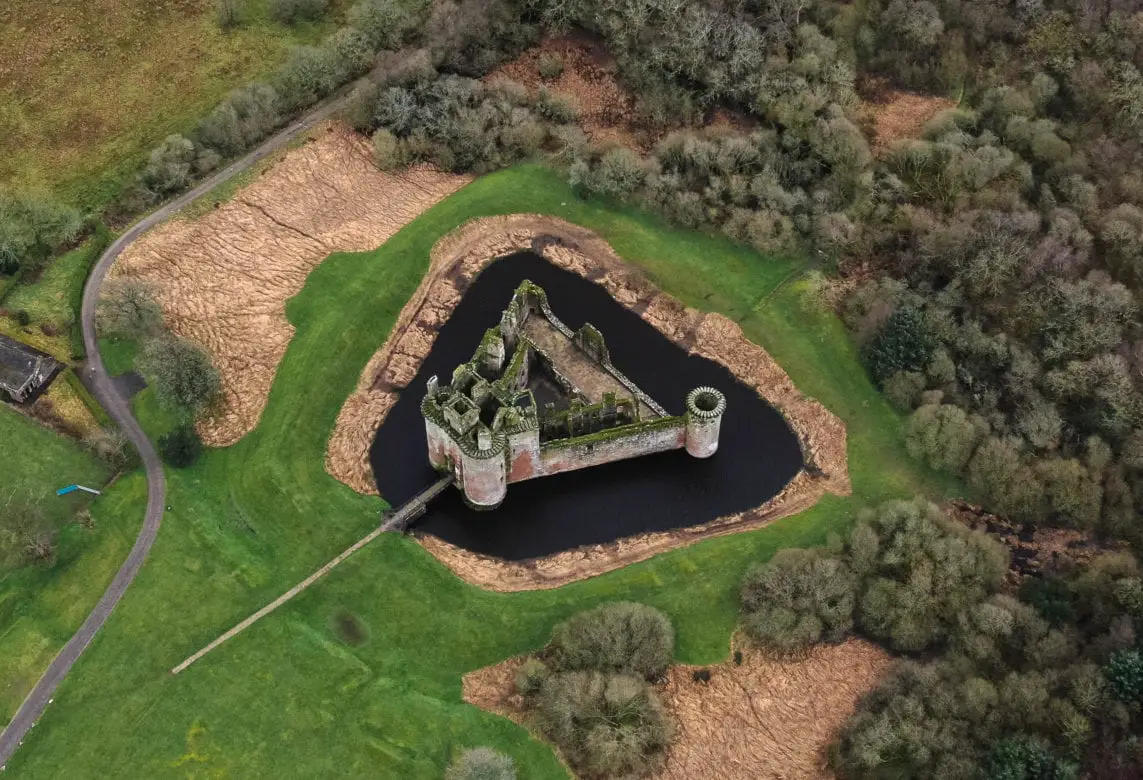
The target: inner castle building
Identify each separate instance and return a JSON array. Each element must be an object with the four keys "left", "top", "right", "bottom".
[{"left": 421, "top": 280, "right": 726, "bottom": 508}]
